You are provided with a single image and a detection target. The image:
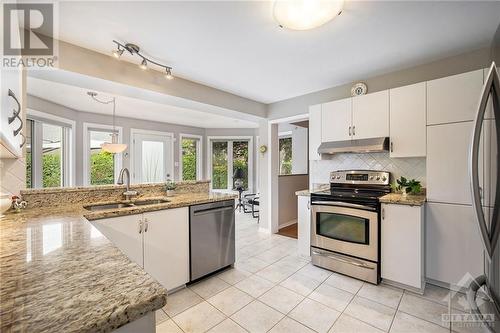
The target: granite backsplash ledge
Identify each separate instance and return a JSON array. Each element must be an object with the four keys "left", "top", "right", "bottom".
[{"left": 20, "top": 180, "right": 210, "bottom": 208}]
